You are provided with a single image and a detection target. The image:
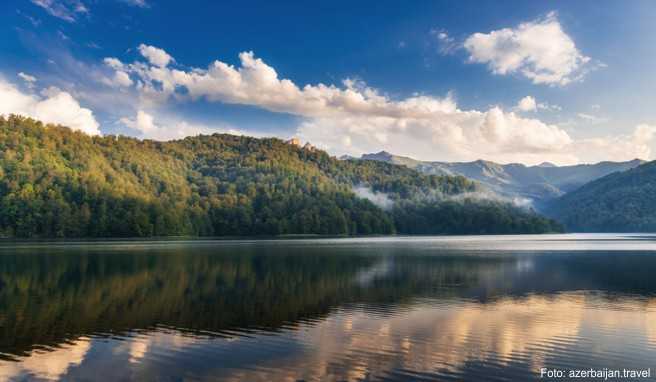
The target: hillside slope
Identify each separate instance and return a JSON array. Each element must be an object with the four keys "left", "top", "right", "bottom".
[
  {"left": 547, "top": 161, "right": 656, "bottom": 232},
  {"left": 361, "top": 151, "right": 643, "bottom": 204},
  {"left": 0, "top": 116, "right": 561, "bottom": 237}
]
